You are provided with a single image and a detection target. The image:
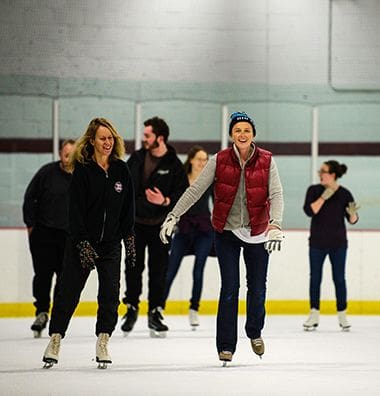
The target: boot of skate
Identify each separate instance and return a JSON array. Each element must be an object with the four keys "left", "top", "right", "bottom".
[
  {"left": 96, "top": 333, "right": 112, "bottom": 368},
  {"left": 31, "top": 312, "right": 49, "bottom": 338},
  {"left": 121, "top": 304, "right": 138, "bottom": 334},
  {"left": 148, "top": 307, "right": 168, "bottom": 338},
  {"left": 189, "top": 309, "right": 199, "bottom": 328},
  {"left": 43, "top": 333, "right": 61, "bottom": 367},
  {"left": 303, "top": 308, "right": 319, "bottom": 331},
  {"left": 219, "top": 350, "right": 233, "bottom": 366},
  {"left": 251, "top": 337, "right": 265, "bottom": 358},
  {"left": 337, "top": 310, "right": 351, "bottom": 331}
]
